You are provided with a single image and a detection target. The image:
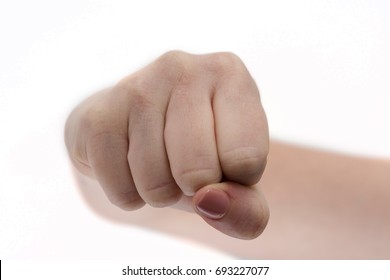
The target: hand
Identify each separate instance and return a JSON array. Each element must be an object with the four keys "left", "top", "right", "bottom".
[{"left": 64, "top": 51, "right": 269, "bottom": 239}]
